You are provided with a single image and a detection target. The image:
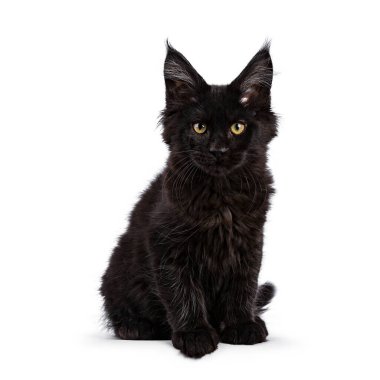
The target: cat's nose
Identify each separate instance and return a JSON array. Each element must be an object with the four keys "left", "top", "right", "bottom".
[{"left": 209, "top": 146, "right": 229, "bottom": 159}]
